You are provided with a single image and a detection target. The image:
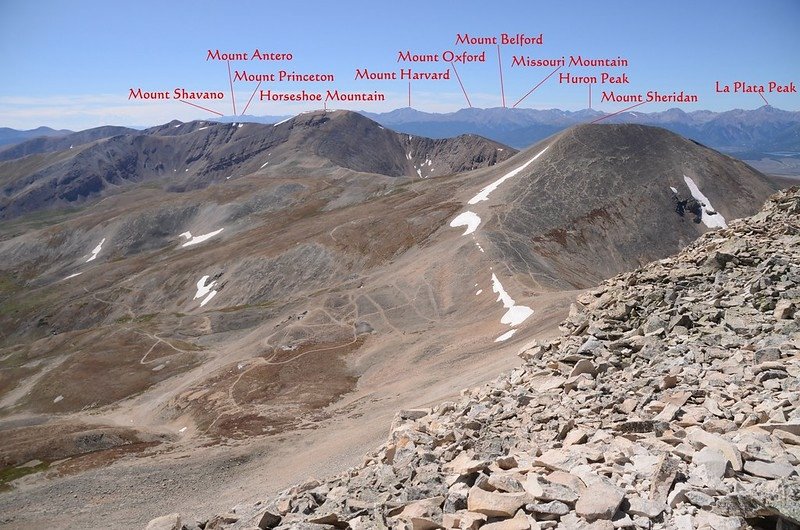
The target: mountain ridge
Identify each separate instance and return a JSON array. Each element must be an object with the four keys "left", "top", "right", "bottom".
[{"left": 0, "top": 110, "right": 515, "bottom": 220}]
